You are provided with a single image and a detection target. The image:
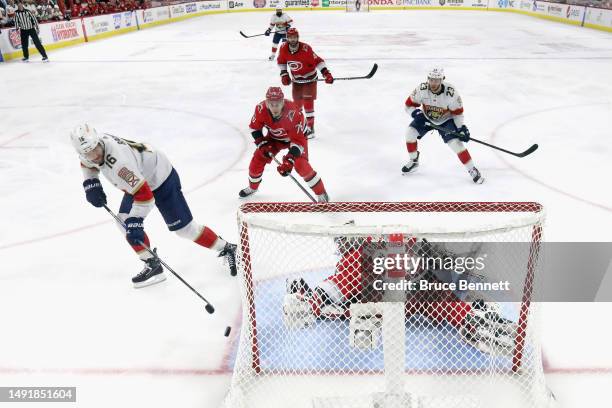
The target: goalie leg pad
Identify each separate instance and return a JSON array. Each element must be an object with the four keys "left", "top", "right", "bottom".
[
  {"left": 349, "top": 303, "right": 383, "bottom": 350},
  {"left": 283, "top": 293, "right": 316, "bottom": 329},
  {"left": 459, "top": 301, "right": 517, "bottom": 355}
]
